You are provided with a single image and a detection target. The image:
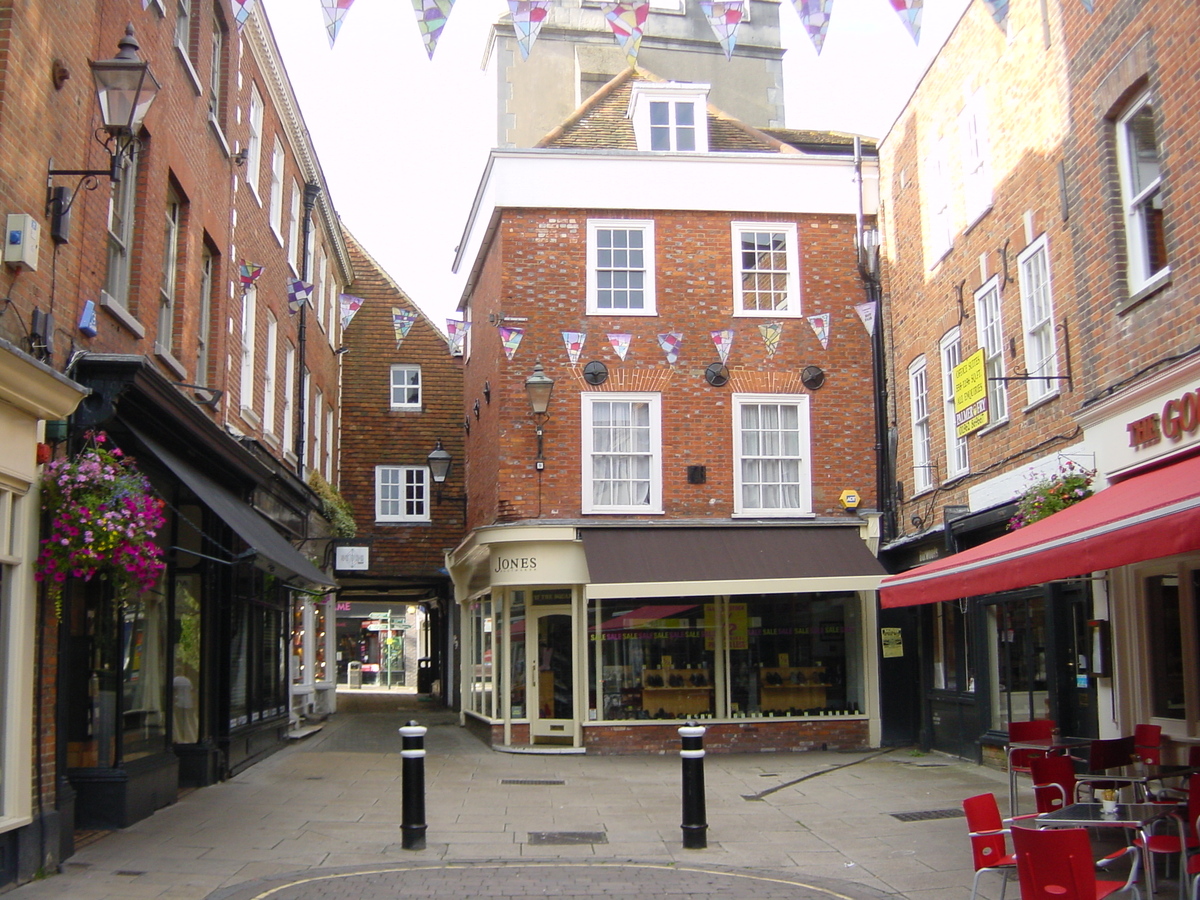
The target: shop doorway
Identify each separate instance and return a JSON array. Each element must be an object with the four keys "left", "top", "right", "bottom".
[{"left": 528, "top": 608, "right": 574, "bottom": 743}]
